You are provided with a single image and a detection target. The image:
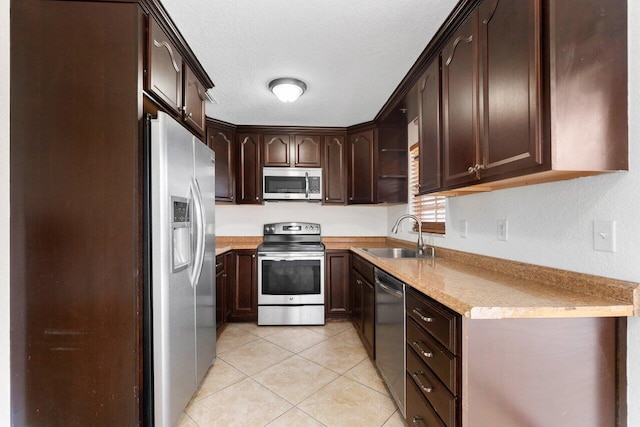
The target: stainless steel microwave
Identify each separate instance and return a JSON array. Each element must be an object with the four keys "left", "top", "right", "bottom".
[{"left": 263, "top": 167, "right": 322, "bottom": 201}]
